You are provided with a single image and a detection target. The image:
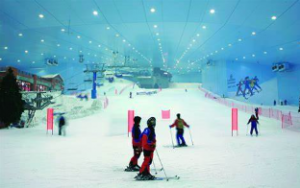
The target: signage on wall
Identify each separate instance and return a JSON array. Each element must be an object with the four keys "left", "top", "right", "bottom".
[{"left": 235, "top": 76, "right": 262, "bottom": 99}]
